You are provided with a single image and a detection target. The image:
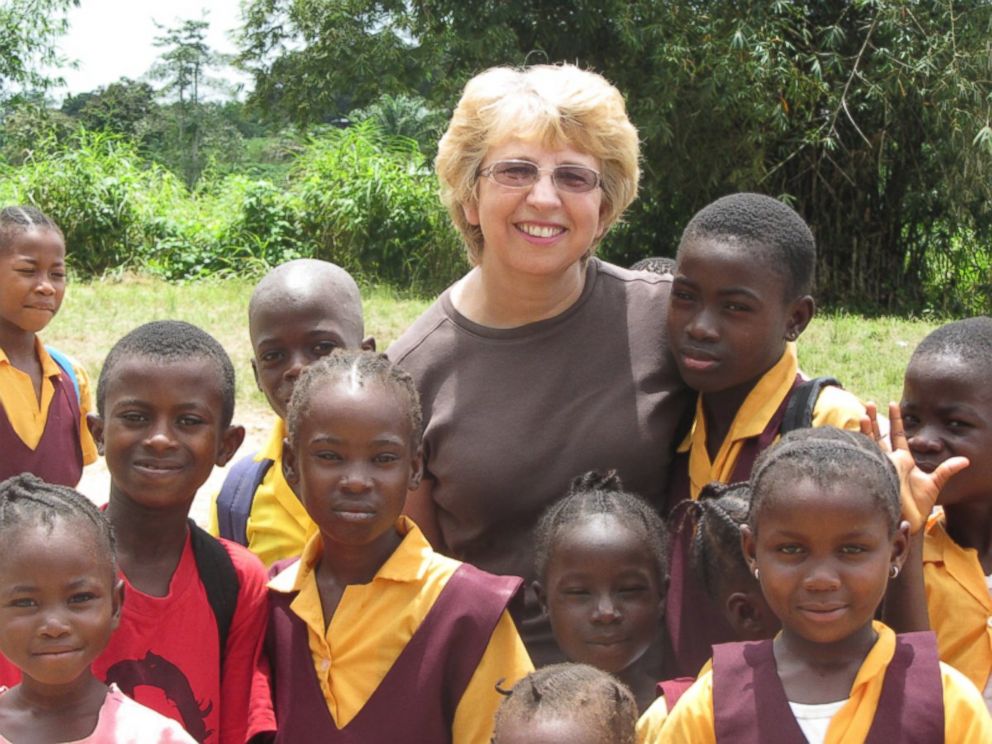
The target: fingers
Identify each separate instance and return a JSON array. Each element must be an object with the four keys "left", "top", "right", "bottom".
[
  {"left": 887, "top": 402, "right": 908, "bottom": 452},
  {"left": 930, "top": 456, "right": 970, "bottom": 493}
]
